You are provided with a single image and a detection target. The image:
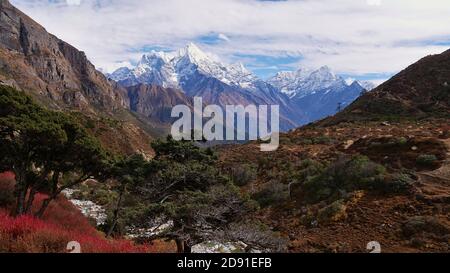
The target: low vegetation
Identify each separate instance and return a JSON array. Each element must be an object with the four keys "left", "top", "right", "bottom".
[
  {"left": 252, "top": 181, "right": 290, "bottom": 208},
  {"left": 416, "top": 154, "right": 439, "bottom": 166},
  {"left": 0, "top": 175, "right": 168, "bottom": 253},
  {"left": 0, "top": 86, "right": 287, "bottom": 253},
  {"left": 299, "top": 155, "right": 386, "bottom": 204},
  {"left": 228, "top": 163, "right": 258, "bottom": 187}
]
